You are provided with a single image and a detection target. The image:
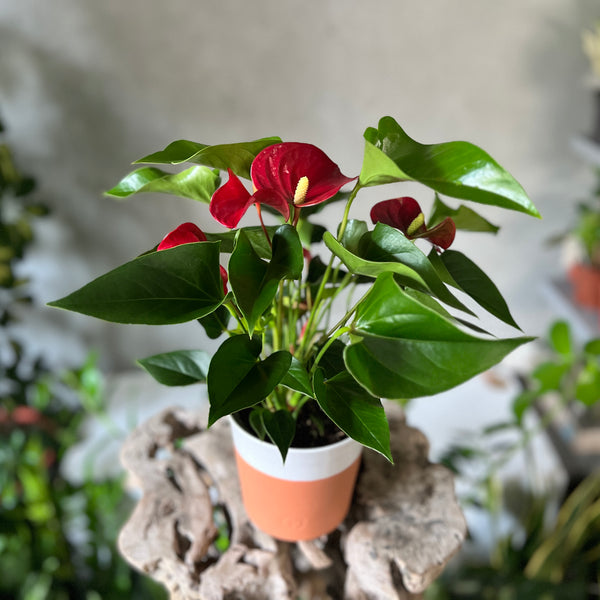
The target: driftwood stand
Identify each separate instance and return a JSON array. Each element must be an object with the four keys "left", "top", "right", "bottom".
[{"left": 118, "top": 406, "right": 466, "bottom": 599}]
